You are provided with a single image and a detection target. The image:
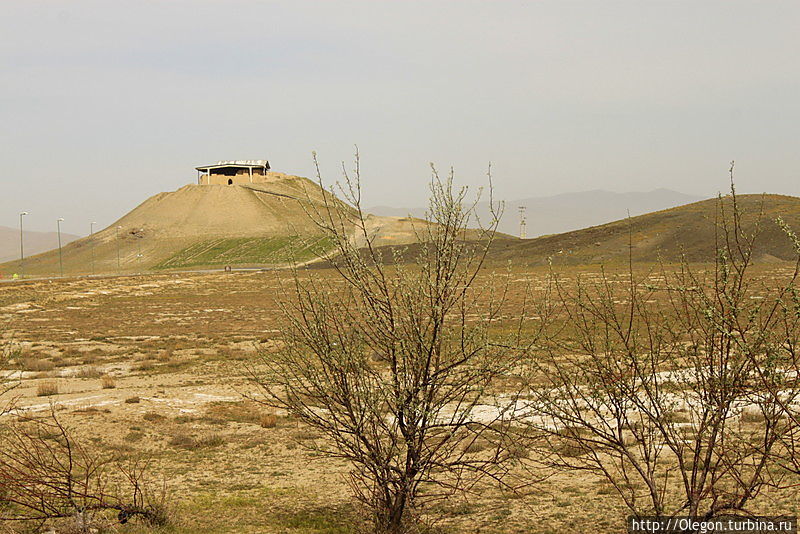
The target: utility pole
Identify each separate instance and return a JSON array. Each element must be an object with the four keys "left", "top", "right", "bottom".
[
  {"left": 57, "top": 218, "right": 64, "bottom": 277},
  {"left": 19, "top": 211, "right": 28, "bottom": 279},
  {"left": 90, "top": 221, "right": 97, "bottom": 276},
  {"left": 137, "top": 229, "right": 143, "bottom": 271},
  {"left": 518, "top": 206, "right": 527, "bottom": 239}
]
